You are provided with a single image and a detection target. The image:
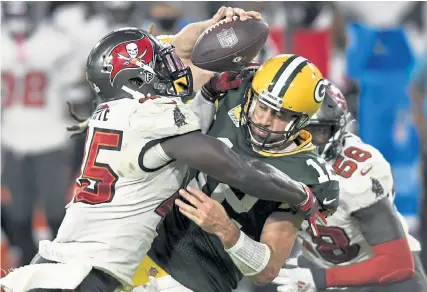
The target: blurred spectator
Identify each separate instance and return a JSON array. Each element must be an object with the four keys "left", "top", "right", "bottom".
[
  {"left": 410, "top": 49, "right": 427, "bottom": 272},
  {"left": 47, "top": 3, "right": 96, "bottom": 180},
  {"left": 89, "top": 1, "right": 146, "bottom": 28},
  {"left": 148, "top": 2, "right": 187, "bottom": 36},
  {"left": 1, "top": 1, "right": 88, "bottom": 266}
]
